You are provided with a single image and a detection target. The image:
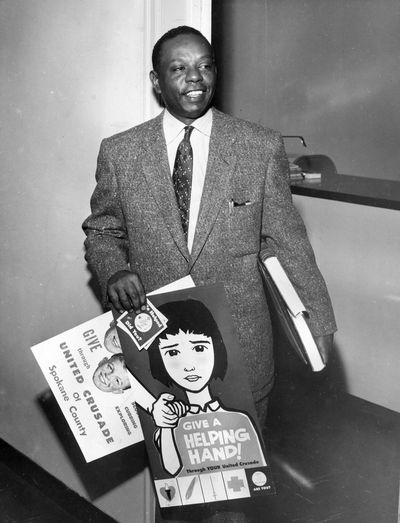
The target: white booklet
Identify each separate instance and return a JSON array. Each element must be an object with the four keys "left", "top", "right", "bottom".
[
  {"left": 31, "top": 276, "right": 195, "bottom": 462},
  {"left": 259, "top": 255, "right": 325, "bottom": 372}
]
